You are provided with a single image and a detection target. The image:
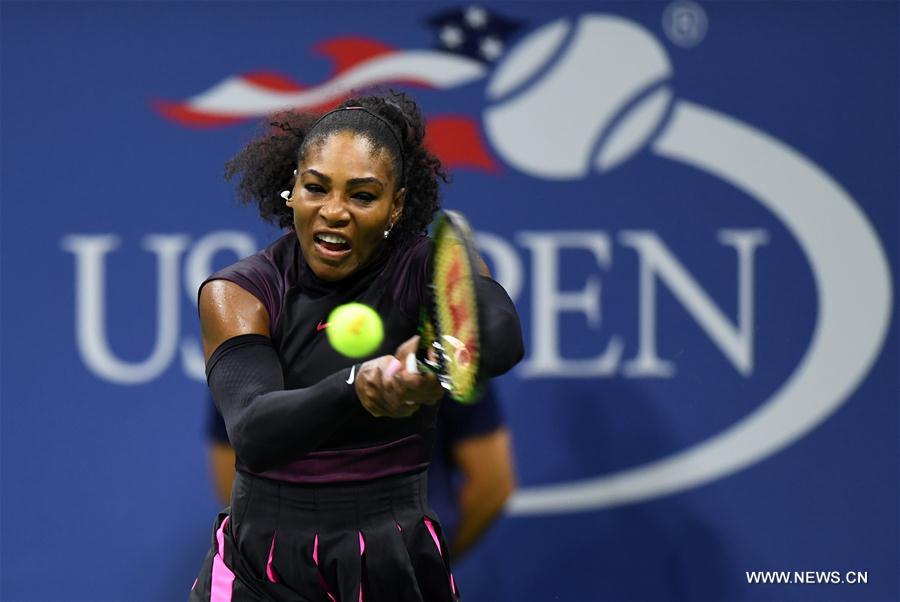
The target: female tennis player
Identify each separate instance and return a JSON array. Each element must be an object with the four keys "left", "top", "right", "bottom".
[{"left": 189, "top": 90, "right": 523, "bottom": 602}]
